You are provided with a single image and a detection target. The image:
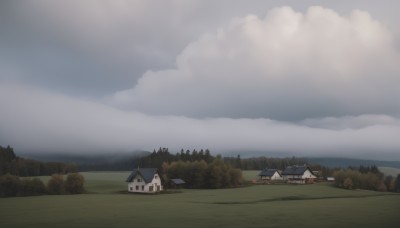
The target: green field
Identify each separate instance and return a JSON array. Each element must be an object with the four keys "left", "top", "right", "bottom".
[{"left": 1, "top": 171, "right": 399, "bottom": 227}]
